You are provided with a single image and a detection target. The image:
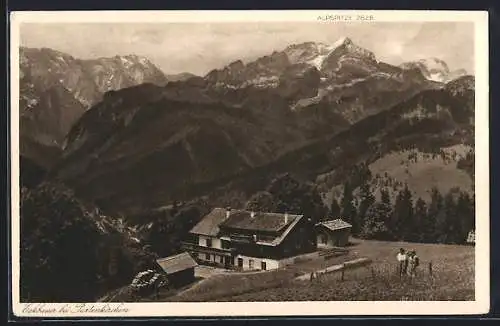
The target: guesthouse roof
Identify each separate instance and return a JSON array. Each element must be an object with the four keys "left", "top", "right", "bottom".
[
  {"left": 219, "top": 210, "right": 302, "bottom": 232},
  {"left": 189, "top": 208, "right": 228, "bottom": 236}
]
